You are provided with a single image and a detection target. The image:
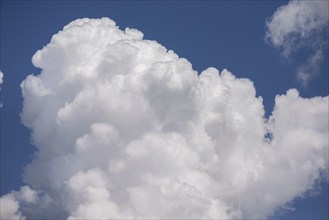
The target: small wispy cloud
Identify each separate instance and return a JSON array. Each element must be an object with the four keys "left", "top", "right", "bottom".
[
  {"left": 265, "top": 0, "right": 328, "bottom": 85},
  {"left": 0, "top": 70, "right": 3, "bottom": 107}
]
